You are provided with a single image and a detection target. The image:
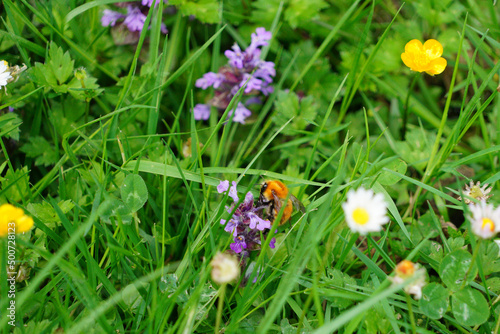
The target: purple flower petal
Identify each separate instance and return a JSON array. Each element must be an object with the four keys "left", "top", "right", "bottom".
[
  {"left": 269, "top": 237, "right": 276, "bottom": 249},
  {"left": 225, "top": 44, "right": 245, "bottom": 69},
  {"left": 217, "top": 180, "right": 230, "bottom": 193},
  {"left": 195, "top": 72, "right": 222, "bottom": 90},
  {"left": 124, "top": 6, "right": 147, "bottom": 32},
  {"left": 101, "top": 9, "right": 125, "bottom": 27},
  {"left": 193, "top": 104, "right": 211, "bottom": 120},
  {"left": 229, "top": 181, "right": 239, "bottom": 202},
  {"left": 229, "top": 103, "right": 252, "bottom": 124}
]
